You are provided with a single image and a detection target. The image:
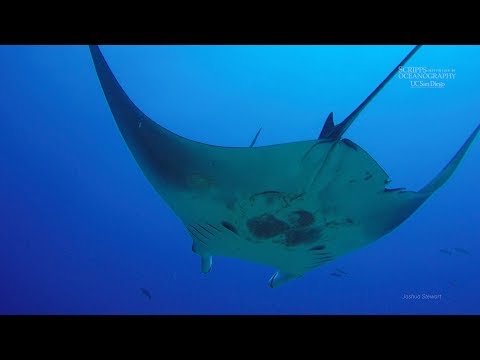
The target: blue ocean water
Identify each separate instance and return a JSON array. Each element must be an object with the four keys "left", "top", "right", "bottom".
[{"left": 1, "top": 45, "right": 479, "bottom": 315}]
